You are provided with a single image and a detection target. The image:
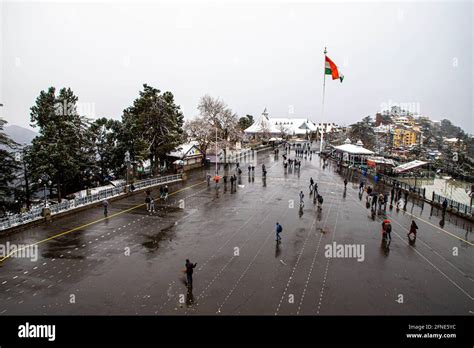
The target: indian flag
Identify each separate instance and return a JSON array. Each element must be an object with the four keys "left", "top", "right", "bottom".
[{"left": 325, "top": 56, "right": 344, "bottom": 82}]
